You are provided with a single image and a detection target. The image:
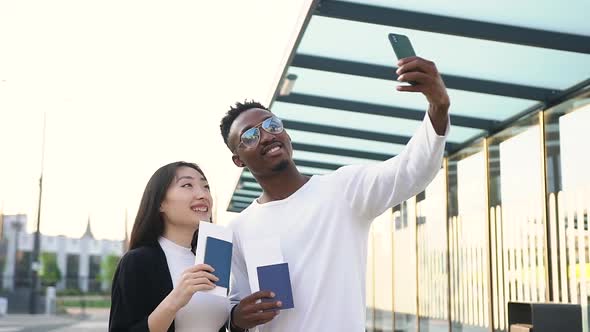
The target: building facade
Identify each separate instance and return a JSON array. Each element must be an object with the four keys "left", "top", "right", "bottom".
[{"left": 1, "top": 214, "right": 123, "bottom": 293}]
